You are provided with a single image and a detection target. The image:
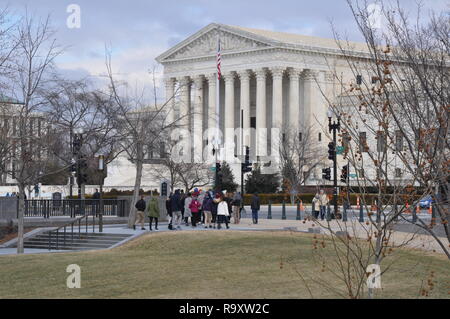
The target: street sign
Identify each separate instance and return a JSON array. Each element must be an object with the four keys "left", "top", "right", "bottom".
[
  {"left": 209, "top": 166, "right": 216, "bottom": 171},
  {"left": 336, "top": 146, "right": 344, "bottom": 155},
  {"left": 349, "top": 173, "right": 357, "bottom": 178}
]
